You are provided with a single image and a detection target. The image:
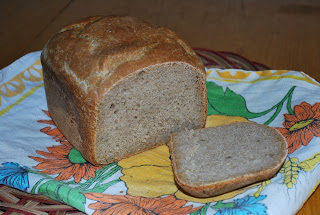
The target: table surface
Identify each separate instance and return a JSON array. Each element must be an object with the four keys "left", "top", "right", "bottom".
[{"left": 1, "top": 0, "right": 320, "bottom": 214}]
